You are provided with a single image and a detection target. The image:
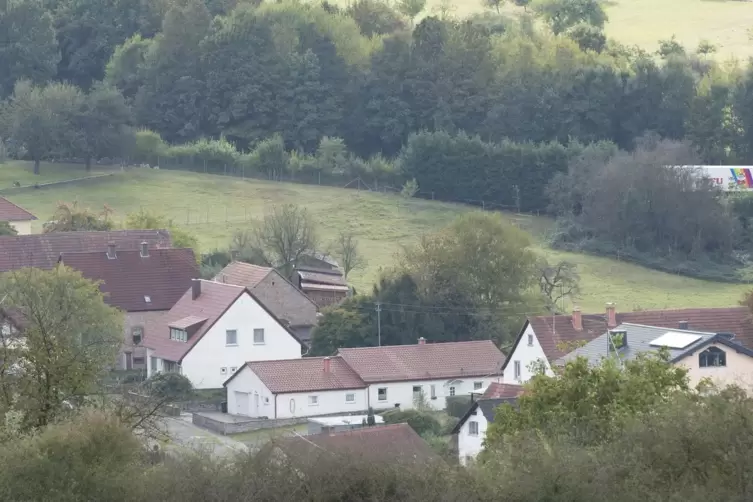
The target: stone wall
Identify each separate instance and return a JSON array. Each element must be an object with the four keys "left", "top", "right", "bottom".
[{"left": 192, "top": 413, "right": 308, "bottom": 435}]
